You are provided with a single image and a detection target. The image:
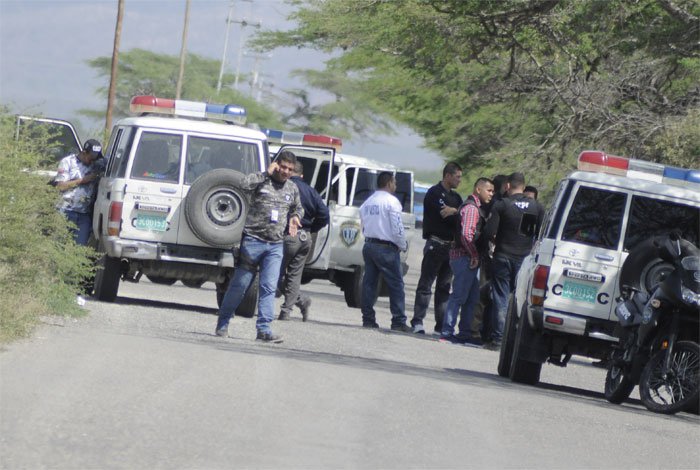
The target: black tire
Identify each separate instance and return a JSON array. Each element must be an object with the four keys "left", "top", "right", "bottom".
[
  {"left": 639, "top": 341, "right": 699, "bottom": 414},
  {"left": 343, "top": 267, "right": 363, "bottom": 308},
  {"left": 147, "top": 275, "right": 177, "bottom": 286},
  {"left": 181, "top": 278, "right": 204, "bottom": 289},
  {"left": 497, "top": 295, "right": 518, "bottom": 378},
  {"left": 93, "top": 254, "right": 121, "bottom": 302},
  {"left": 619, "top": 238, "right": 673, "bottom": 294},
  {"left": 216, "top": 272, "right": 259, "bottom": 318},
  {"left": 604, "top": 359, "right": 638, "bottom": 404},
  {"left": 184, "top": 169, "right": 249, "bottom": 249},
  {"left": 509, "top": 305, "right": 542, "bottom": 385}
]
